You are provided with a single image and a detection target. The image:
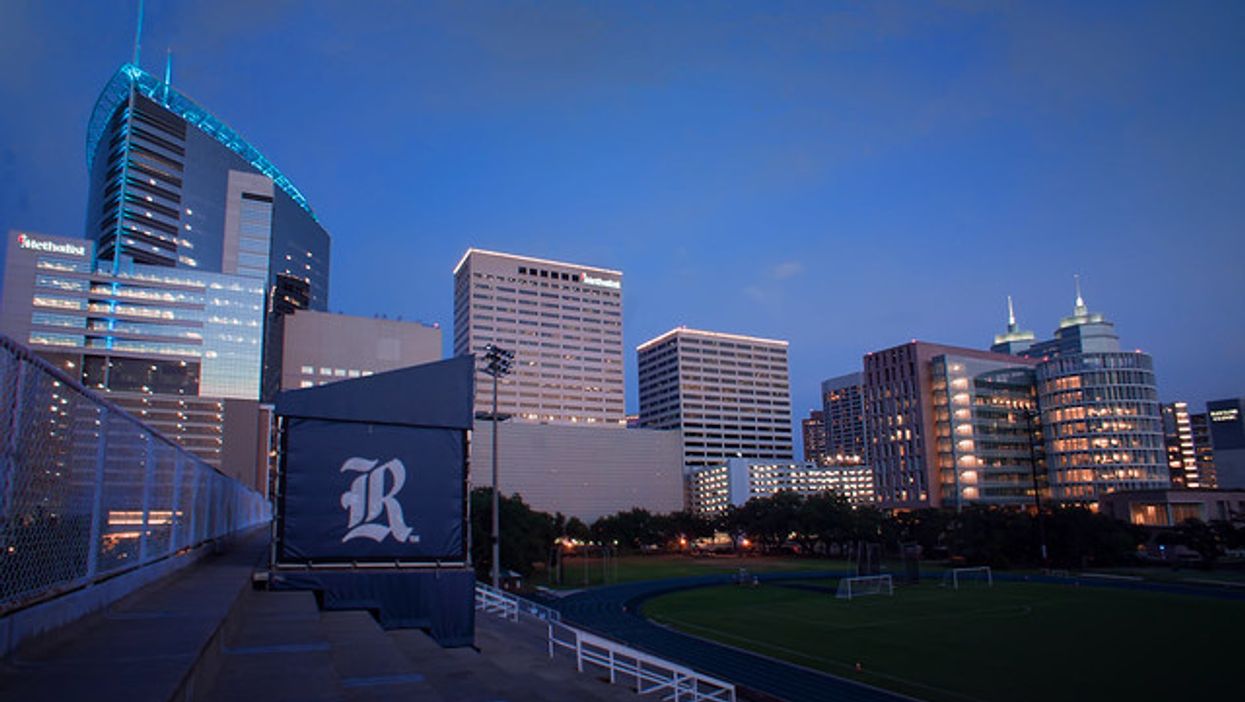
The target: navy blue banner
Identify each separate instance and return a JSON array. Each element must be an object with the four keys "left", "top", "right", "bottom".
[{"left": 278, "top": 417, "right": 466, "bottom": 562}]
